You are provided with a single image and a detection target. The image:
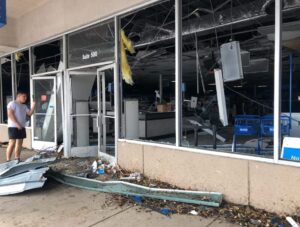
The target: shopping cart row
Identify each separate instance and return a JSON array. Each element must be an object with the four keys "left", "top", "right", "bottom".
[{"left": 233, "top": 115, "right": 290, "bottom": 154}]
